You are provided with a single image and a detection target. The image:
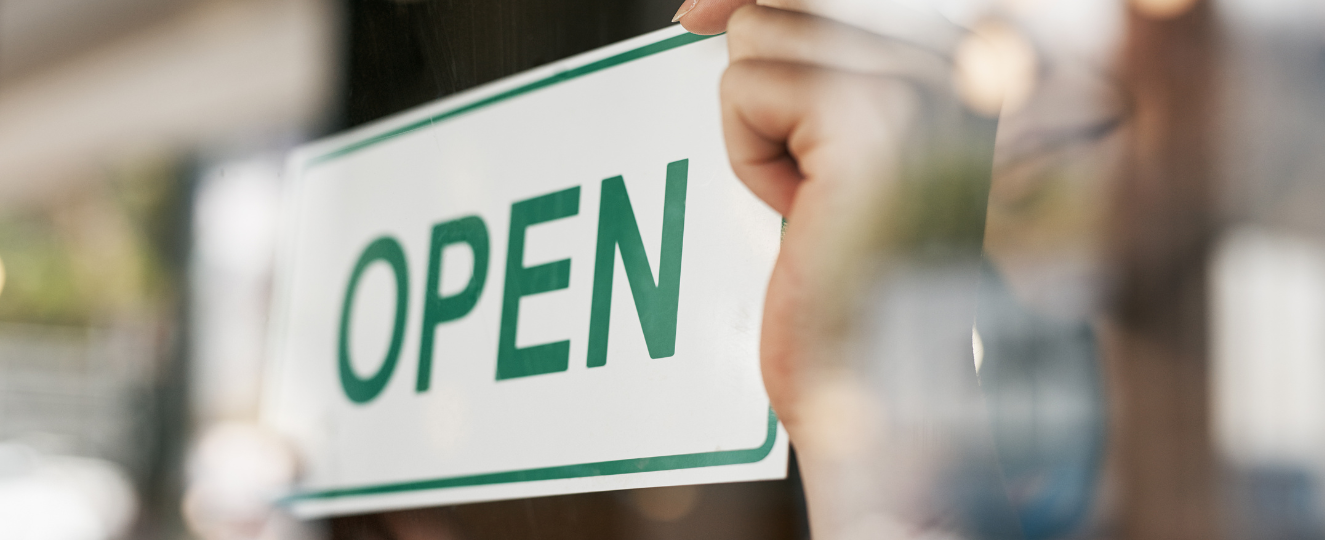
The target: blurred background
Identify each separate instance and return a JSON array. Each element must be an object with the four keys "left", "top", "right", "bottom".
[
  {"left": 0, "top": 0, "right": 1322, "bottom": 539},
  {"left": 0, "top": 1, "right": 335, "bottom": 538}
]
